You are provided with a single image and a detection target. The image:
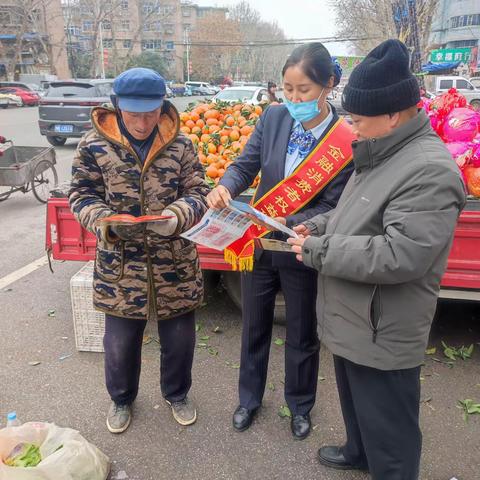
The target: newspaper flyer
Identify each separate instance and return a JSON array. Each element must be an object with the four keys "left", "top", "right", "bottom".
[
  {"left": 181, "top": 207, "right": 253, "bottom": 251},
  {"left": 229, "top": 200, "right": 298, "bottom": 238},
  {"left": 182, "top": 201, "right": 298, "bottom": 251}
]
